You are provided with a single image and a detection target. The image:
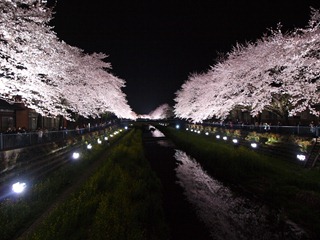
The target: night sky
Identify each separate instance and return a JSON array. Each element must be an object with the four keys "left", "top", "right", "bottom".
[{"left": 50, "top": 0, "right": 319, "bottom": 114}]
